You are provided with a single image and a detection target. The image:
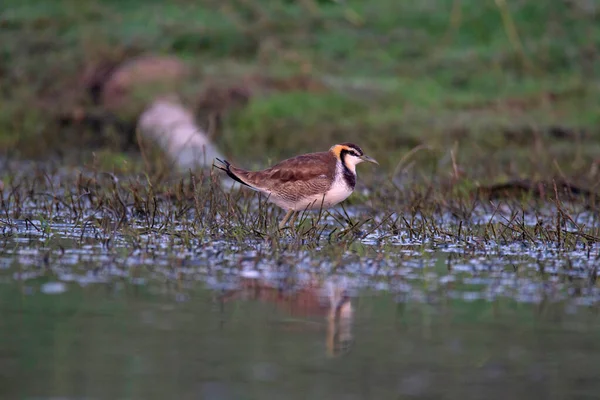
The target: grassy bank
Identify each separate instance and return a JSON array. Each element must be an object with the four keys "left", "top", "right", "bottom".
[{"left": 0, "top": 0, "right": 599, "bottom": 178}]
